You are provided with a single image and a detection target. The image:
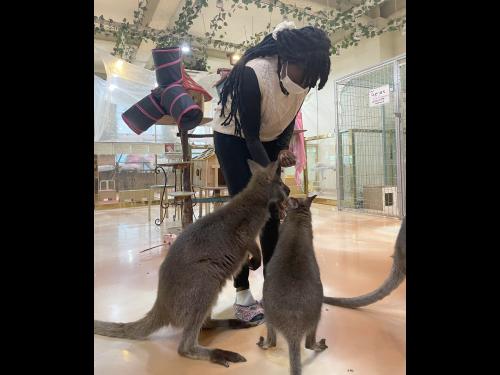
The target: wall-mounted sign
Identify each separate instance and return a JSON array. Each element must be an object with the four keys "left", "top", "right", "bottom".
[{"left": 369, "top": 84, "right": 390, "bottom": 107}]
